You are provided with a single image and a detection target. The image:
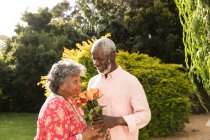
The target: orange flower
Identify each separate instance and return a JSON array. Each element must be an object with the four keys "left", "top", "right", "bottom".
[
  {"left": 80, "top": 97, "right": 88, "bottom": 103},
  {"left": 73, "top": 88, "right": 102, "bottom": 106},
  {"left": 79, "top": 91, "right": 87, "bottom": 98},
  {"left": 73, "top": 88, "right": 109, "bottom": 139},
  {"left": 86, "top": 88, "right": 102, "bottom": 100},
  {"left": 73, "top": 98, "right": 83, "bottom": 107},
  {"left": 73, "top": 96, "right": 88, "bottom": 107}
]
